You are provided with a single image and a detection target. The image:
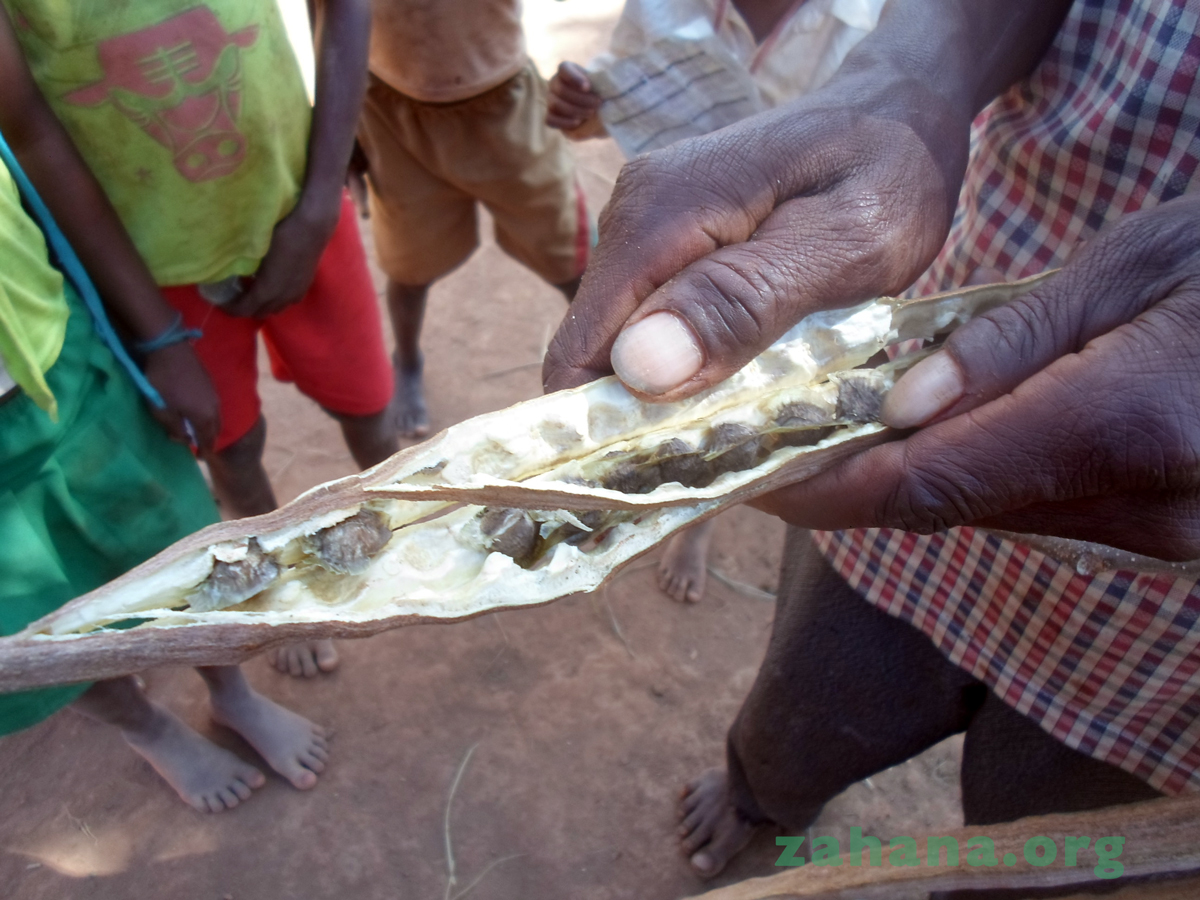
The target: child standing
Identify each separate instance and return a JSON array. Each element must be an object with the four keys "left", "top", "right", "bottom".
[
  {"left": 0, "top": 7, "right": 326, "bottom": 812},
  {"left": 359, "top": 0, "right": 592, "bottom": 438},
  {"left": 5, "top": 0, "right": 397, "bottom": 676}
]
